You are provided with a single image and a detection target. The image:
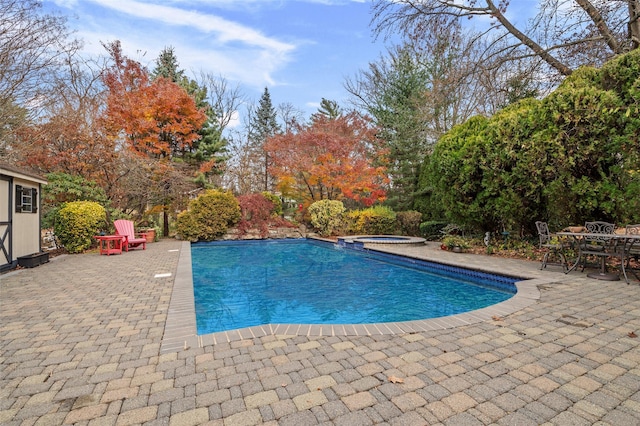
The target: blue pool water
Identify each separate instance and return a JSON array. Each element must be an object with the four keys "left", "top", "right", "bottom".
[{"left": 192, "top": 239, "right": 517, "bottom": 335}]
